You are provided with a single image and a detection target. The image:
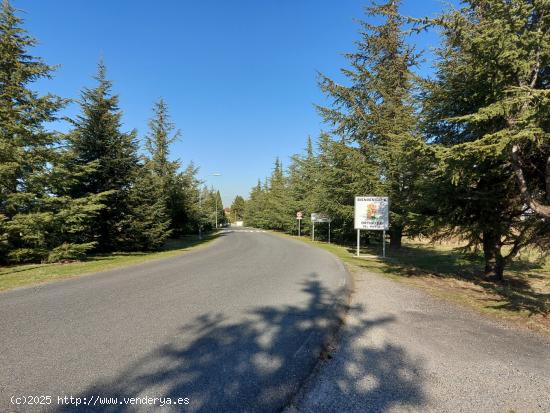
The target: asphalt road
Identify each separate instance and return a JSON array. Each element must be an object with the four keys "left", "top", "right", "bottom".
[{"left": 0, "top": 228, "right": 348, "bottom": 413}]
